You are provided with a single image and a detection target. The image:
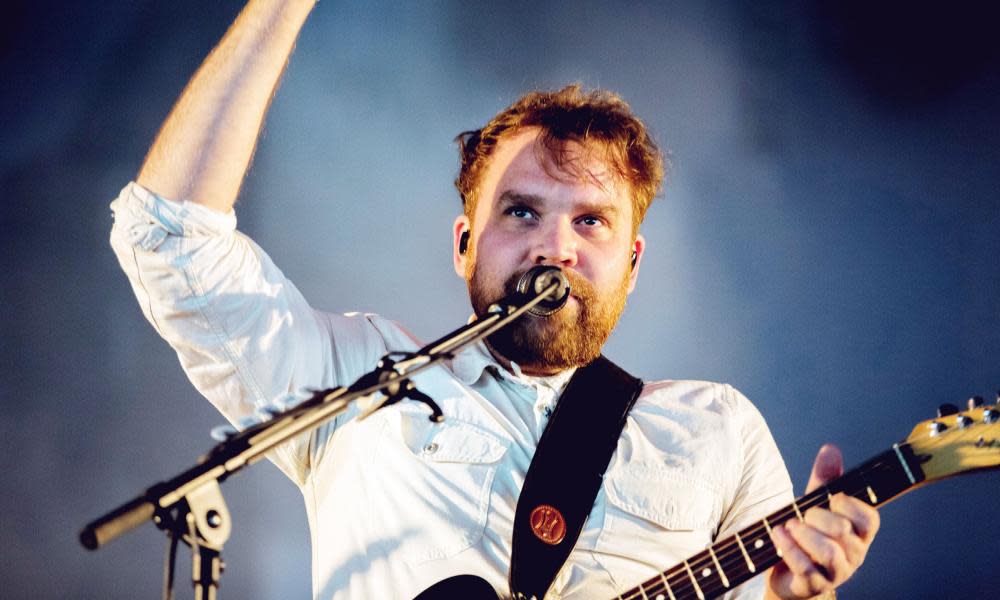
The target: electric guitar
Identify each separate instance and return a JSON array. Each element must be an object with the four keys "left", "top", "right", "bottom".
[{"left": 417, "top": 397, "right": 1000, "bottom": 599}]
